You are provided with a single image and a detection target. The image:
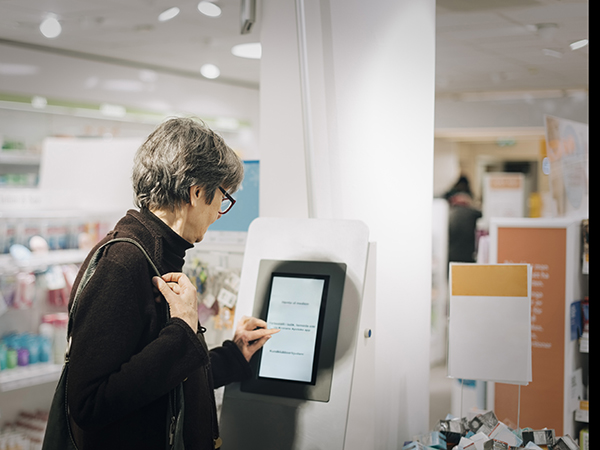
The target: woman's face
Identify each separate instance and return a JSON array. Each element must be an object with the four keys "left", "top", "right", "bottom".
[{"left": 186, "top": 186, "right": 223, "bottom": 243}]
